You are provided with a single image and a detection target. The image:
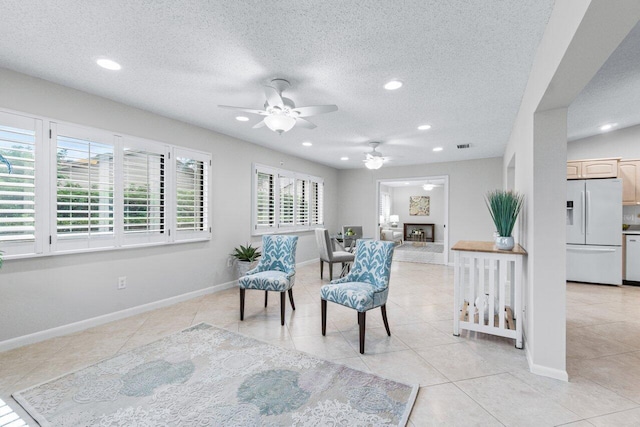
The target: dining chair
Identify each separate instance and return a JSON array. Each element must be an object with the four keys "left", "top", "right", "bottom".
[
  {"left": 238, "top": 235, "right": 298, "bottom": 326},
  {"left": 320, "top": 240, "right": 395, "bottom": 354},
  {"left": 315, "top": 228, "right": 355, "bottom": 280}
]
